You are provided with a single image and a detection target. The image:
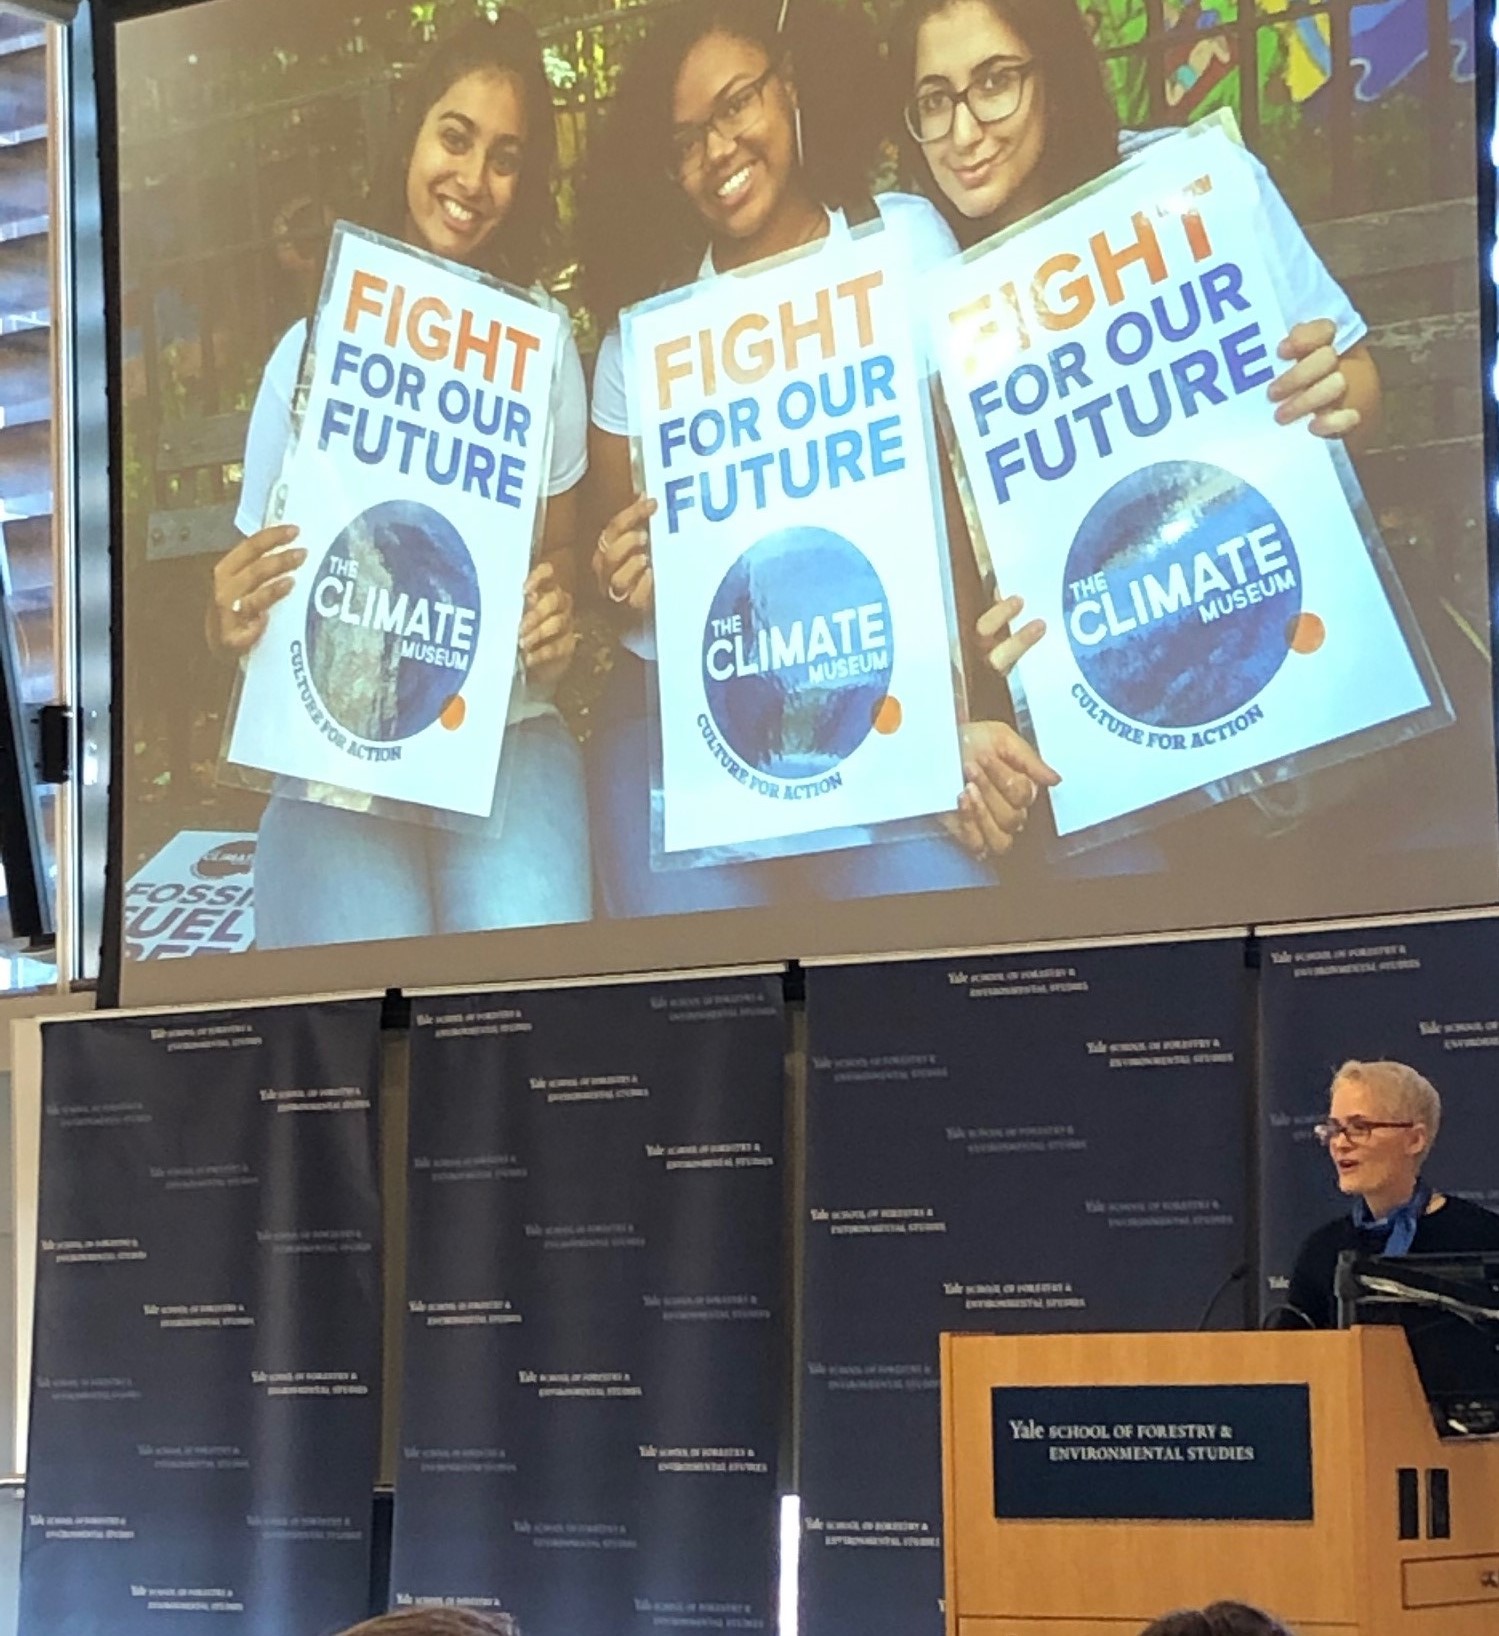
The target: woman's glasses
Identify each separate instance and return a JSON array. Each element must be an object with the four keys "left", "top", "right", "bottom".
[
  {"left": 1313, "top": 1116, "right": 1415, "bottom": 1147},
  {"left": 905, "top": 59, "right": 1034, "bottom": 145},
  {"left": 670, "top": 66, "right": 781, "bottom": 177}
]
